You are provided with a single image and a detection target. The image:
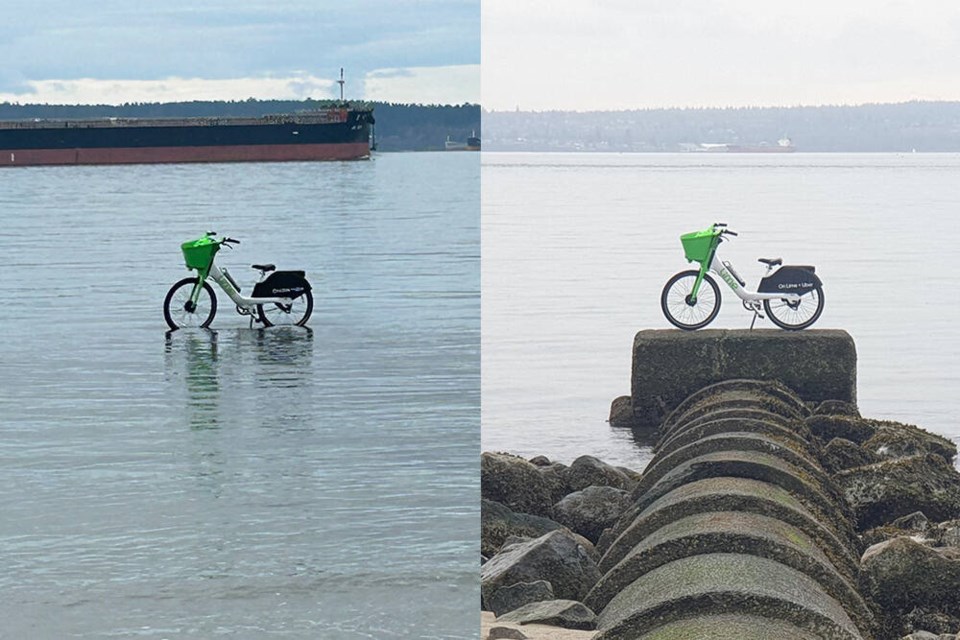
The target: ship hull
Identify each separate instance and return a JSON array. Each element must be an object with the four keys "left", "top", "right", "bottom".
[
  {"left": 2, "top": 142, "right": 371, "bottom": 166},
  {"left": 0, "top": 109, "right": 373, "bottom": 167}
]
